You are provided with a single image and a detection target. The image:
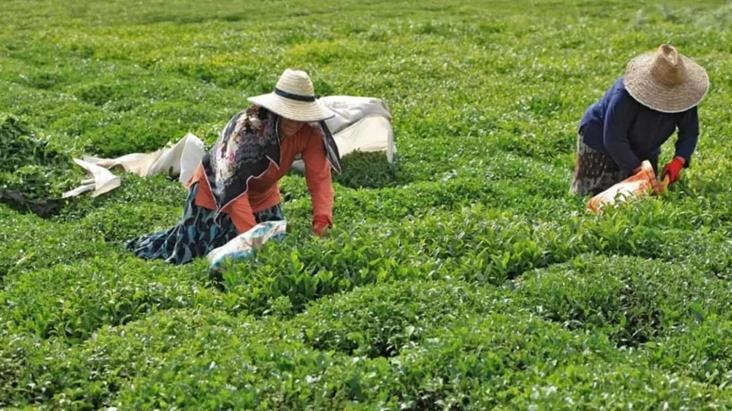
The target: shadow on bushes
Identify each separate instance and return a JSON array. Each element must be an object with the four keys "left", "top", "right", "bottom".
[
  {"left": 515, "top": 255, "right": 717, "bottom": 348},
  {"left": 333, "top": 151, "right": 409, "bottom": 189}
]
